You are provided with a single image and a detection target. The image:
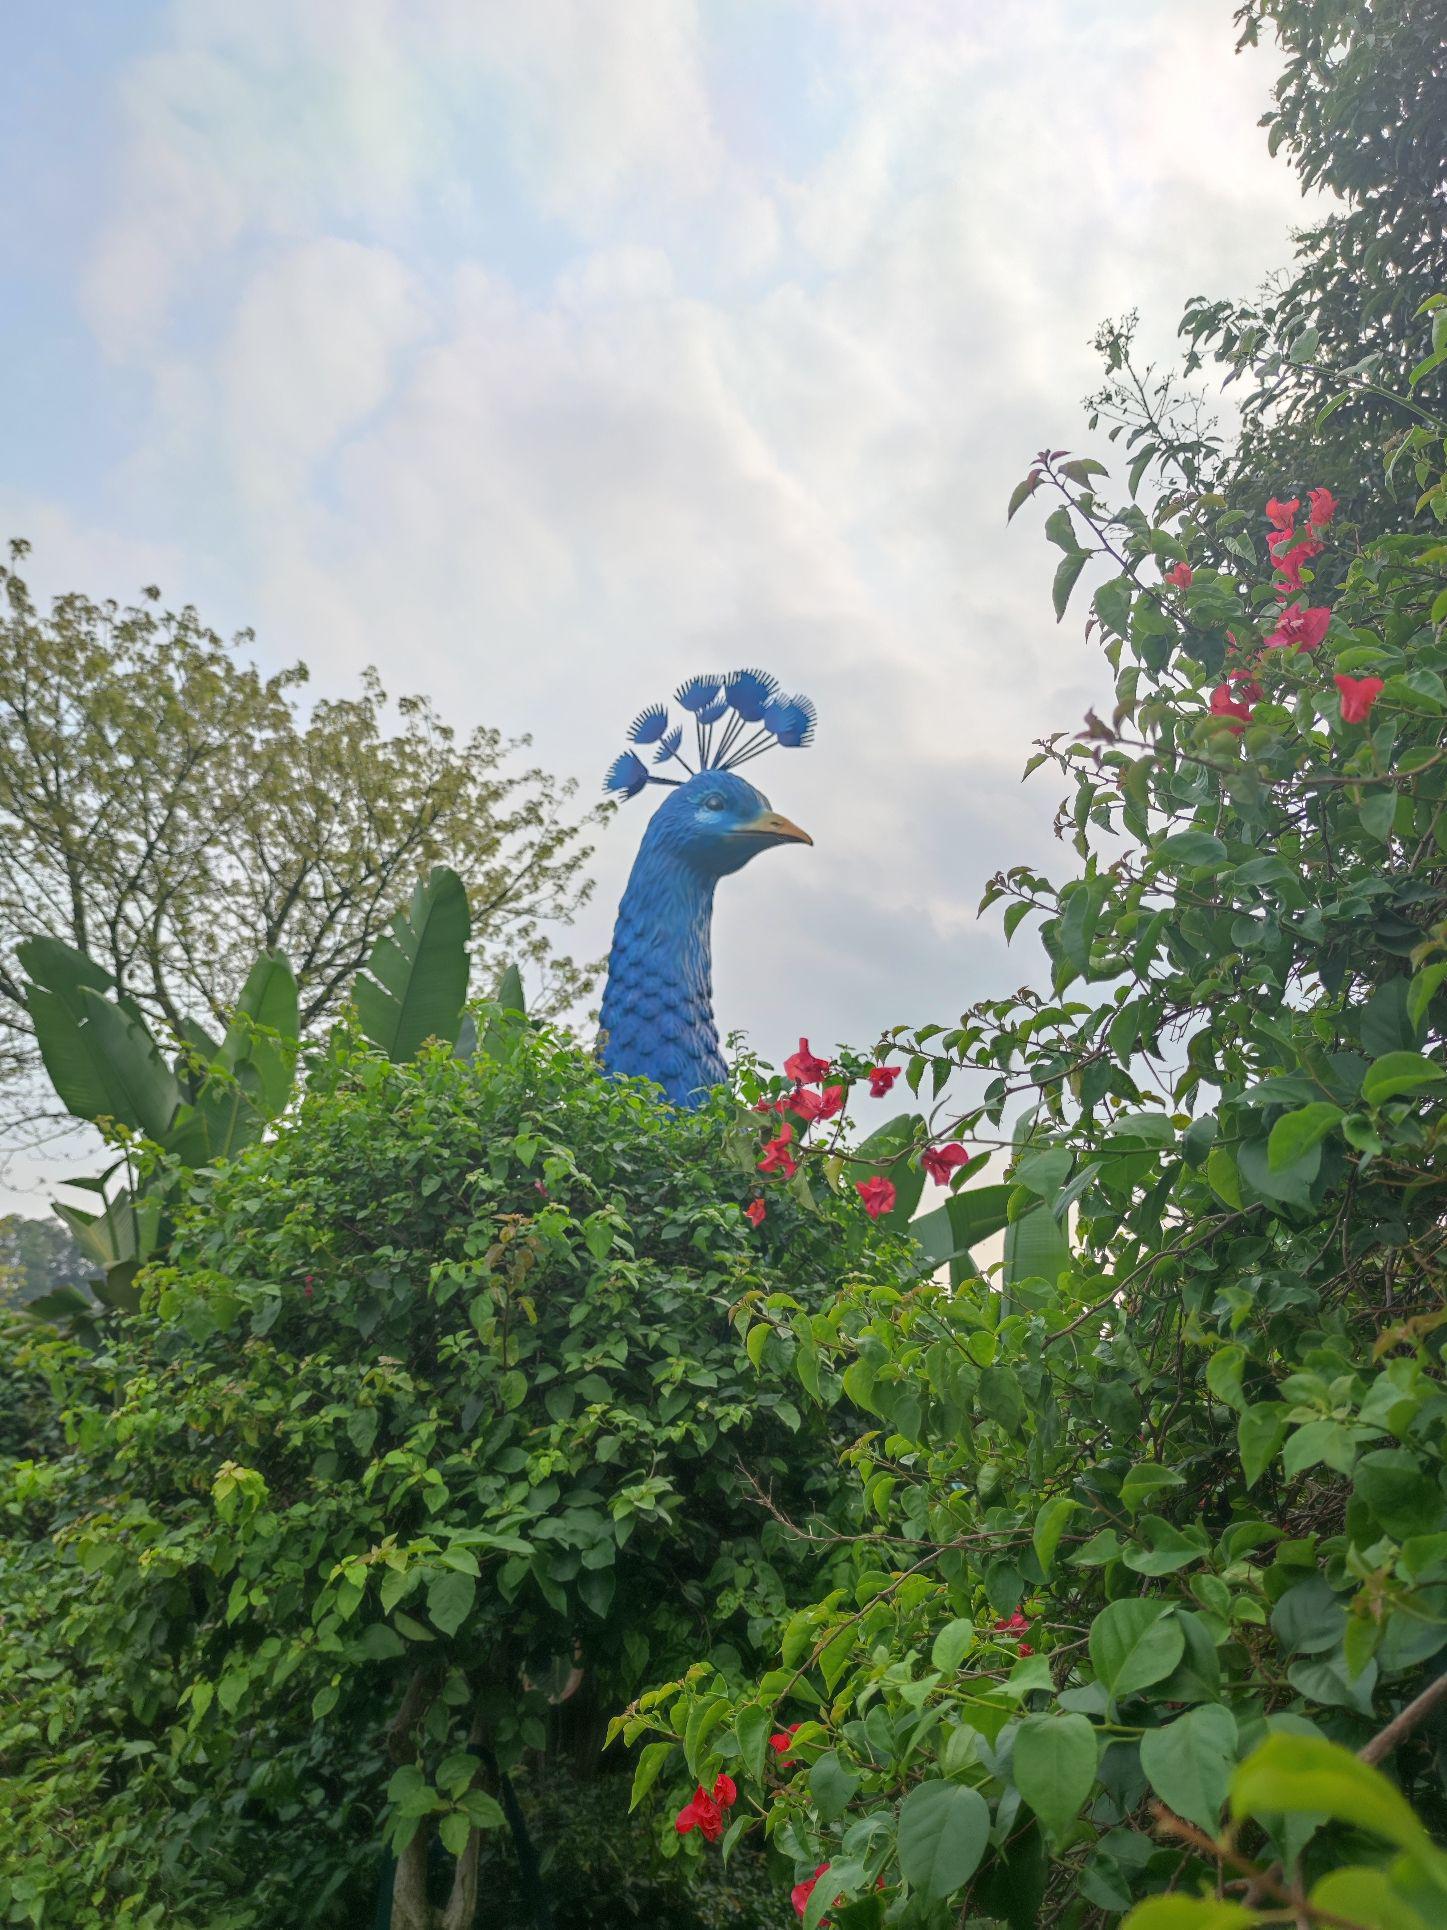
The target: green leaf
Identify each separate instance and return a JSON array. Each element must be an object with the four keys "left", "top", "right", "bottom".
[
  {"left": 1308, "top": 1867, "right": 1431, "bottom": 1930},
  {"left": 439, "top": 1811, "right": 472, "bottom": 1856},
  {"left": 1206, "top": 1344, "right": 1247, "bottom": 1412},
  {"left": 1007, "top": 473, "right": 1041, "bottom": 521},
  {"left": 1230, "top": 1734, "right": 1431, "bottom": 1859},
  {"left": 1032, "top": 1497, "right": 1077, "bottom": 1579},
  {"left": 896, "top": 1780, "right": 990, "bottom": 1899},
  {"left": 1053, "top": 551, "right": 1089, "bottom": 623},
  {"left": 629, "top": 1740, "right": 673, "bottom": 1811},
  {"left": 1044, "top": 506, "right": 1081, "bottom": 554},
  {"left": 808, "top": 1751, "right": 860, "bottom": 1824},
  {"left": 930, "top": 1618, "right": 974, "bottom": 1674},
  {"left": 1362, "top": 1051, "right": 1446, "bottom": 1106},
  {"left": 1155, "top": 831, "right": 1226, "bottom": 870},
  {"left": 1120, "top": 1902, "right": 1253, "bottom": 1929},
  {"left": 1120, "top": 1464, "right": 1185, "bottom": 1514},
  {"left": 734, "top": 1706, "right": 772, "bottom": 1783},
  {"left": 1011, "top": 1713, "right": 1098, "bottom": 1839},
  {"left": 1140, "top": 1705, "right": 1237, "bottom": 1832},
  {"left": 1003, "top": 1203, "right": 1069, "bottom": 1289},
  {"left": 355, "top": 866, "right": 472, "bottom": 1061},
  {"left": 1238, "top": 1403, "right": 1290, "bottom": 1488},
  {"left": 426, "top": 1568, "right": 476, "bottom": 1638},
  {"left": 1267, "top": 1102, "right": 1343, "bottom": 1171},
  {"left": 217, "top": 951, "right": 298, "bottom": 1118},
  {"left": 1089, "top": 1599, "right": 1183, "bottom": 1700}
]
